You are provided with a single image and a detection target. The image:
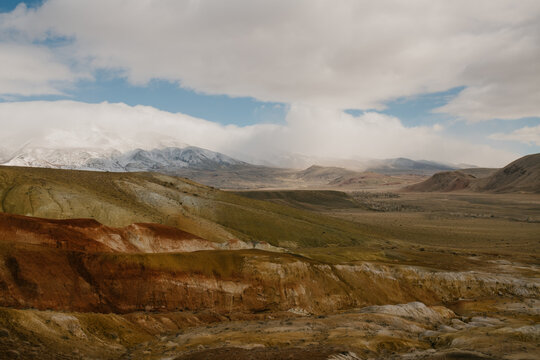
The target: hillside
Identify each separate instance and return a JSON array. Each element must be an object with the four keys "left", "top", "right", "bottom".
[
  {"left": 0, "top": 166, "right": 538, "bottom": 359},
  {"left": 0, "top": 166, "right": 374, "bottom": 249},
  {"left": 405, "top": 171, "right": 476, "bottom": 192},
  {"left": 459, "top": 167, "right": 498, "bottom": 178},
  {"left": 0, "top": 212, "right": 279, "bottom": 254},
  {"left": 405, "top": 153, "right": 539, "bottom": 193},
  {"left": 294, "top": 165, "right": 358, "bottom": 183},
  {"left": 472, "top": 153, "right": 540, "bottom": 193},
  {"left": 234, "top": 190, "right": 361, "bottom": 211},
  {"left": 0, "top": 212, "right": 536, "bottom": 315}
]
